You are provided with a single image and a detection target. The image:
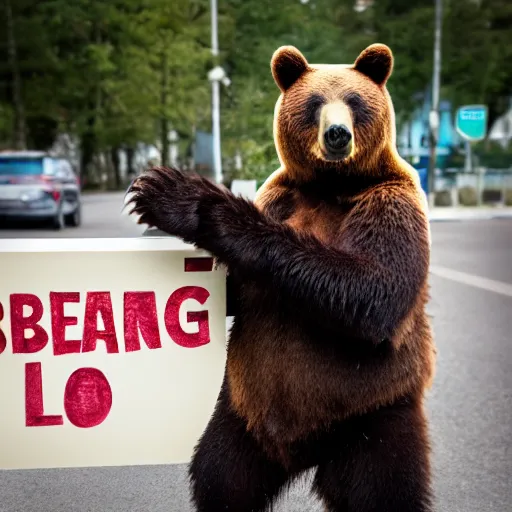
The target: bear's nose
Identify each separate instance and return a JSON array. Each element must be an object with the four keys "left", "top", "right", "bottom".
[{"left": 324, "top": 124, "right": 352, "bottom": 153}]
